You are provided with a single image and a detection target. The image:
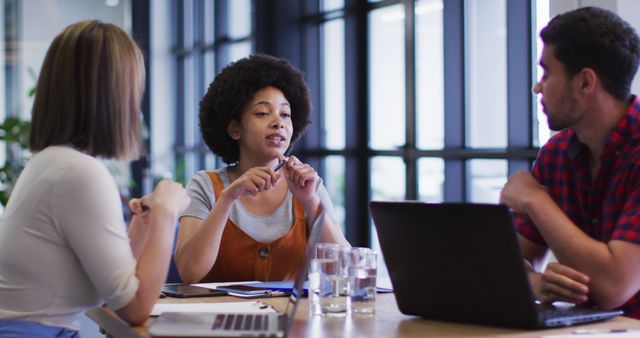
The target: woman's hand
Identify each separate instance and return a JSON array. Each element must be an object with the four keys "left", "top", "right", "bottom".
[
  {"left": 130, "top": 179, "right": 190, "bottom": 224},
  {"left": 282, "top": 155, "right": 319, "bottom": 205},
  {"left": 128, "top": 197, "right": 151, "bottom": 228},
  {"left": 128, "top": 179, "right": 189, "bottom": 257},
  {"left": 224, "top": 167, "right": 281, "bottom": 200},
  {"left": 147, "top": 179, "right": 190, "bottom": 217}
]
